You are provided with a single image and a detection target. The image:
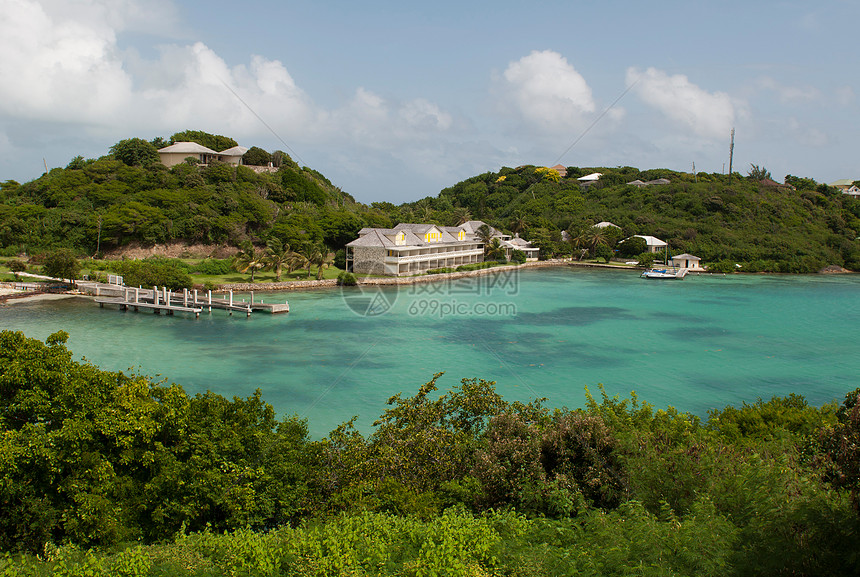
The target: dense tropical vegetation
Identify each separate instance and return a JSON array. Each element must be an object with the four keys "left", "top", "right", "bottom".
[
  {"left": 2, "top": 331, "right": 859, "bottom": 575},
  {"left": 395, "top": 165, "right": 860, "bottom": 272},
  {"left": 1, "top": 130, "right": 859, "bottom": 275}
]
